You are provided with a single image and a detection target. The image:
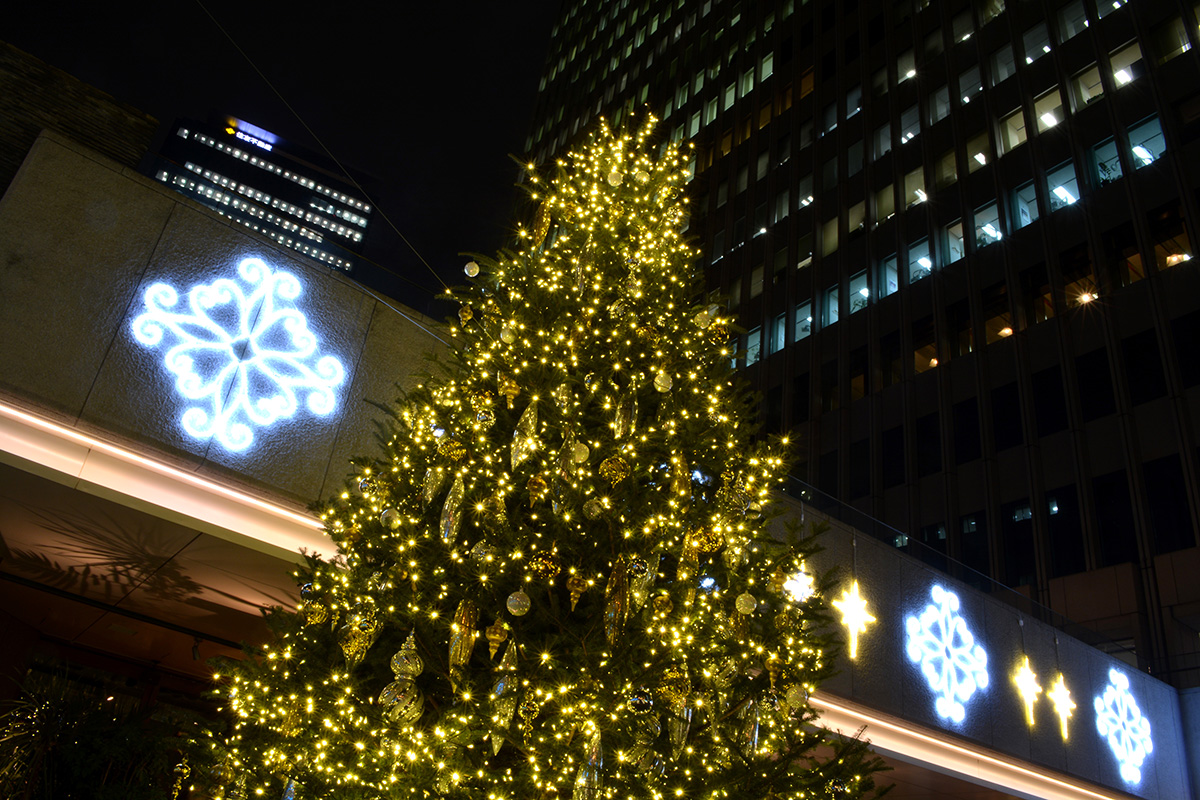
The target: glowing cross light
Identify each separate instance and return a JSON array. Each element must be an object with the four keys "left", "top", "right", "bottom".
[
  {"left": 831, "top": 581, "right": 876, "bottom": 659},
  {"left": 1047, "top": 674, "right": 1075, "bottom": 740},
  {"left": 1012, "top": 656, "right": 1042, "bottom": 726}
]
